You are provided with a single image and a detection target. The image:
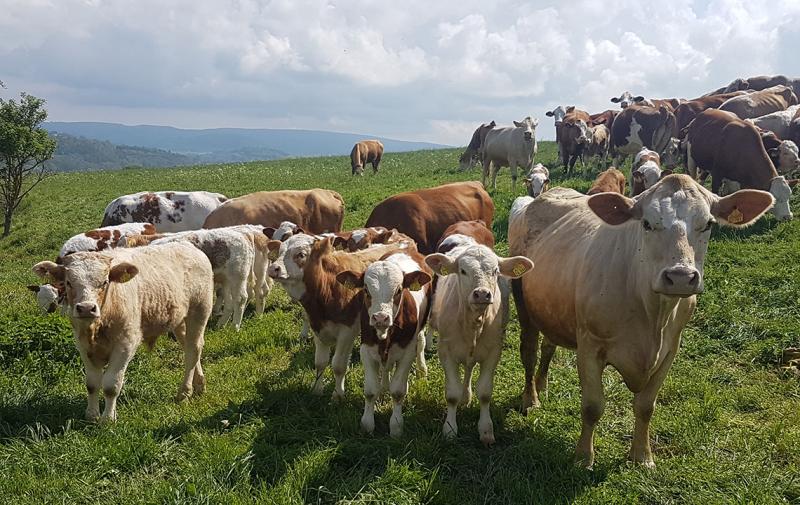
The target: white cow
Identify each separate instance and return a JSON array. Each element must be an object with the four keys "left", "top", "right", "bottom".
[
  {"left": 508, "top": 176, "right": 774, "bottom": 468},
  {"left": 523, "top": 163, "right": 550, "bottom": 198},
  {"left": 746, "top": 104, "right": 800, "bottom": 139},
  {"left": 425, "top": 244, "right": 533, "bottom": 445},
  {"left": 101, "top": 191, "right": 228, "bottom": 232},
  {"left": 32, "top": 242, "right": 213, "bottom": 421},
  {"left": 481, "top": 117, "right": 538, "bottom": 191}
]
